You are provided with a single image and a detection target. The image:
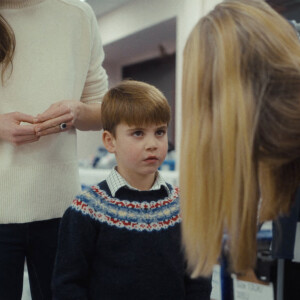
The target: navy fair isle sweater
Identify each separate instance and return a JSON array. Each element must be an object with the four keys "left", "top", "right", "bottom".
[{"left": 52, "top": 180, "right": 212, "bottom": 300}]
